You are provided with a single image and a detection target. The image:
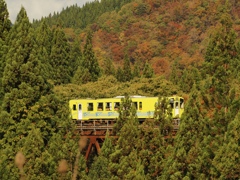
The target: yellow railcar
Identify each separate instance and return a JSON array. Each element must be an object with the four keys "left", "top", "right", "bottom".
[{"left": 69, "top": 95, "right": 184, "bottom": 121}]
